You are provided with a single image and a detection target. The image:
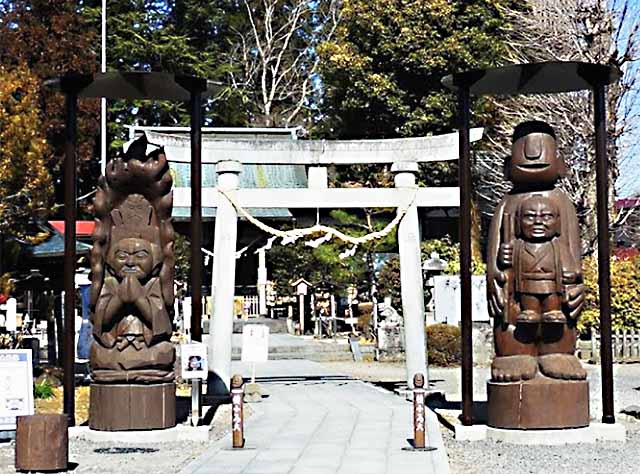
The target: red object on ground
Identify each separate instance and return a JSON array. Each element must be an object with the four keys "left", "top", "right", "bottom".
[{"left": 49, "top": 221, "right": 95, "bottom": 236}]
